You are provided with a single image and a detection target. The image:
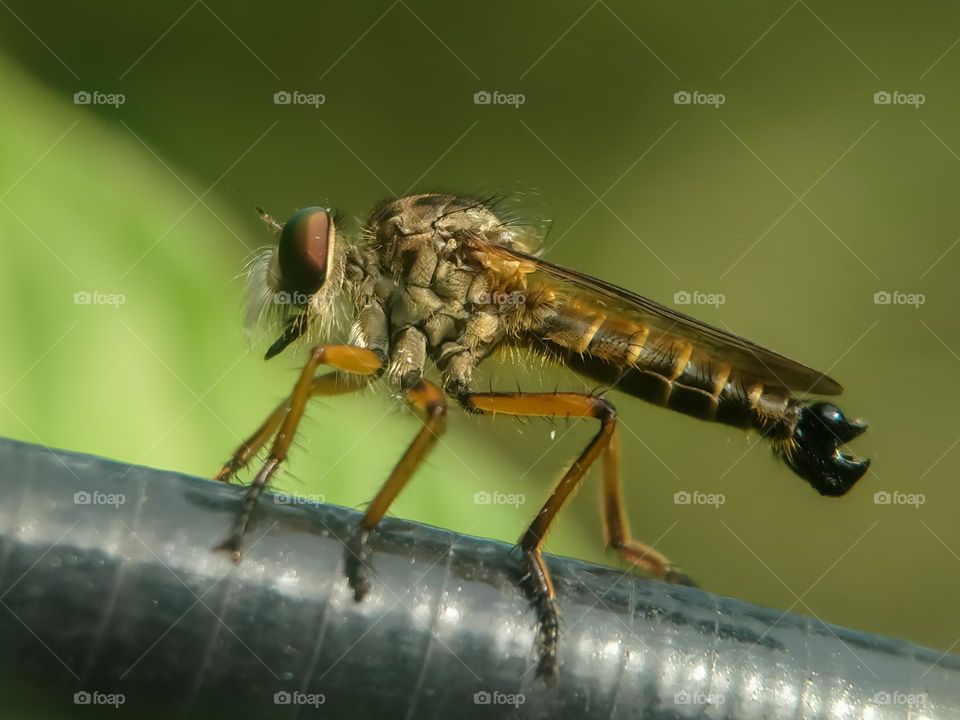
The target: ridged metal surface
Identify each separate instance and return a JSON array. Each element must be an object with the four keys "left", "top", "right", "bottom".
[{"left": 0, "top": 436, "right": 956, "bottom": 719}]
